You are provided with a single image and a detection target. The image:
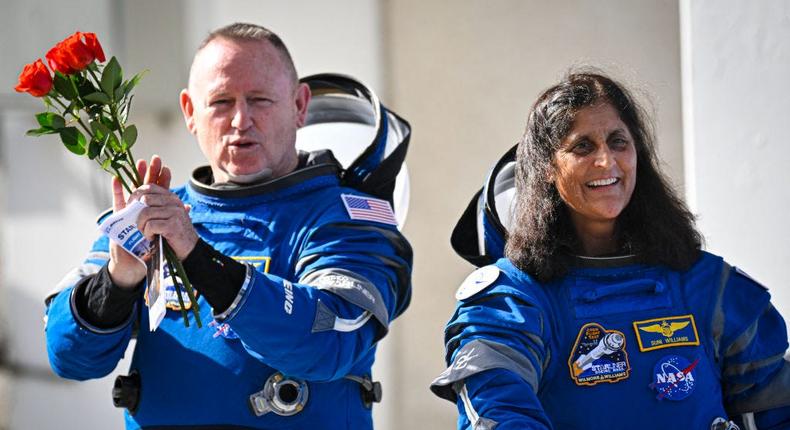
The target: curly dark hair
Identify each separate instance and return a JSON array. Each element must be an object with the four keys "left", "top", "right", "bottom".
[{"left": 505, "top": 71, "right": 702, "bottom": 282}]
